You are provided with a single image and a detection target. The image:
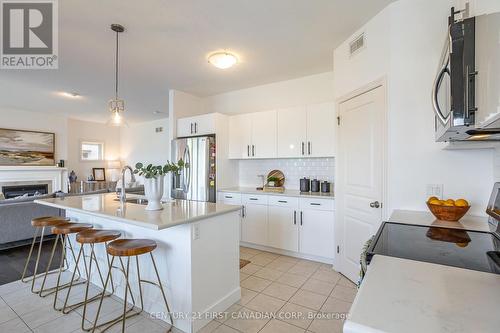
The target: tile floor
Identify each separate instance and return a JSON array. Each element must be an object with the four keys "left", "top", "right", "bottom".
[{"left": 0, "top": 246, "right": 356, "bottom": 333}]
